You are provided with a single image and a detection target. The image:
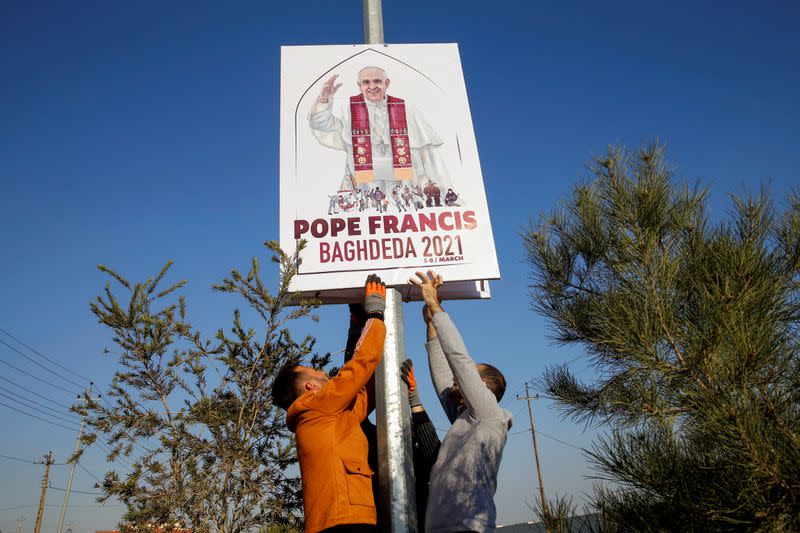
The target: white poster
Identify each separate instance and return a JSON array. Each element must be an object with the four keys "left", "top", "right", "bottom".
[{"left": 280, "top": 44, "right": 499, "bottom": 300}]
